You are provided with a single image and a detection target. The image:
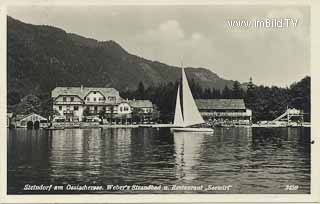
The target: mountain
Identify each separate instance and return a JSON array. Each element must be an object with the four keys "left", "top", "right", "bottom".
[{"left": 7, "top": 16, "right": 237, "bottom": 105}]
